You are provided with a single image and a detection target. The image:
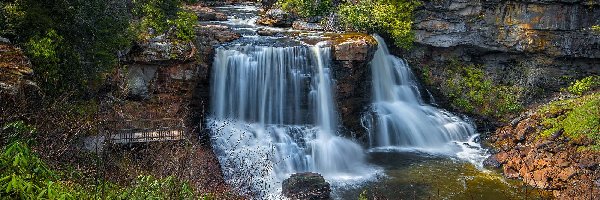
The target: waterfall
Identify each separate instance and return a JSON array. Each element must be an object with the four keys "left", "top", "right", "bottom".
[
  {"left": 367, "top": 35, "right": 478, "bottom": 152},
  {"left": 207, "top": 43, "right": 374, "bottom": 198}
]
